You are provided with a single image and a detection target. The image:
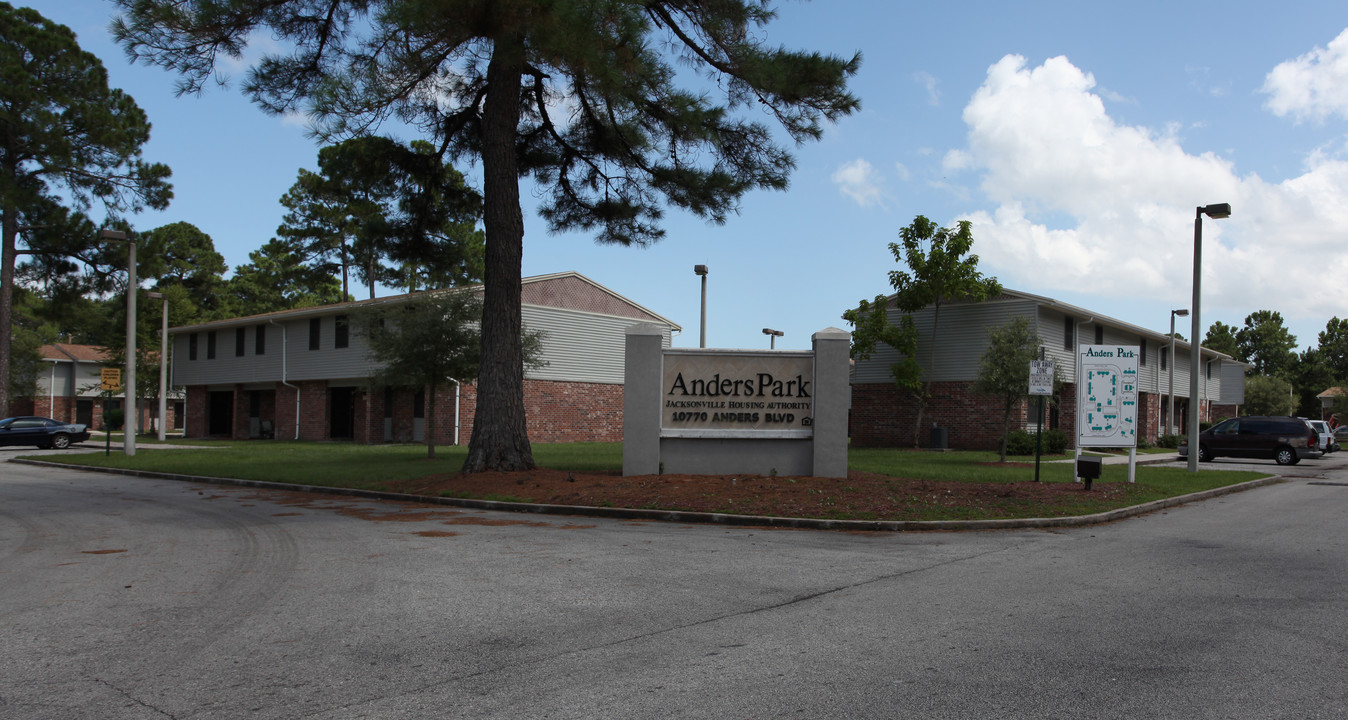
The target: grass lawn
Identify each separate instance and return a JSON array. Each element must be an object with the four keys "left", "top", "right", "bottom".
[{"left": 33, "top": 440, "right": 1266, "bottom": 522}]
